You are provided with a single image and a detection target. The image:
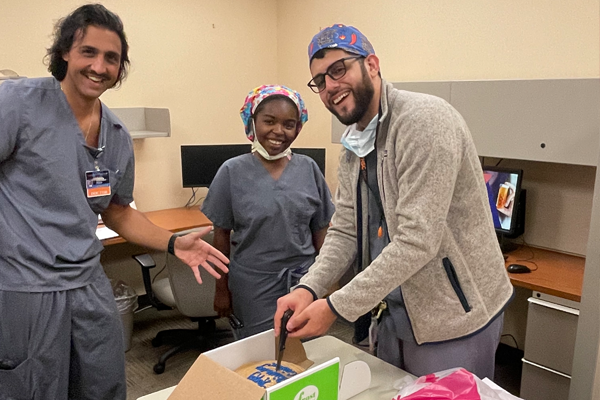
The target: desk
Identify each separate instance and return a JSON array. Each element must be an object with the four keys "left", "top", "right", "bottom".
[
  {"left": 505, "top": 246, "right": 584, "bottom": 301},
  {"left": 137, "top": 335, "right": 412, "bottom": 400},
  {"left": 100, "top": 207, "right": 212, "bottom": 246},
  {"left": 102, "top": 210, "right": 584, "bottom": 300},
  {"left": 504, "top": 246, "right": 584, "bottom": 400}
]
